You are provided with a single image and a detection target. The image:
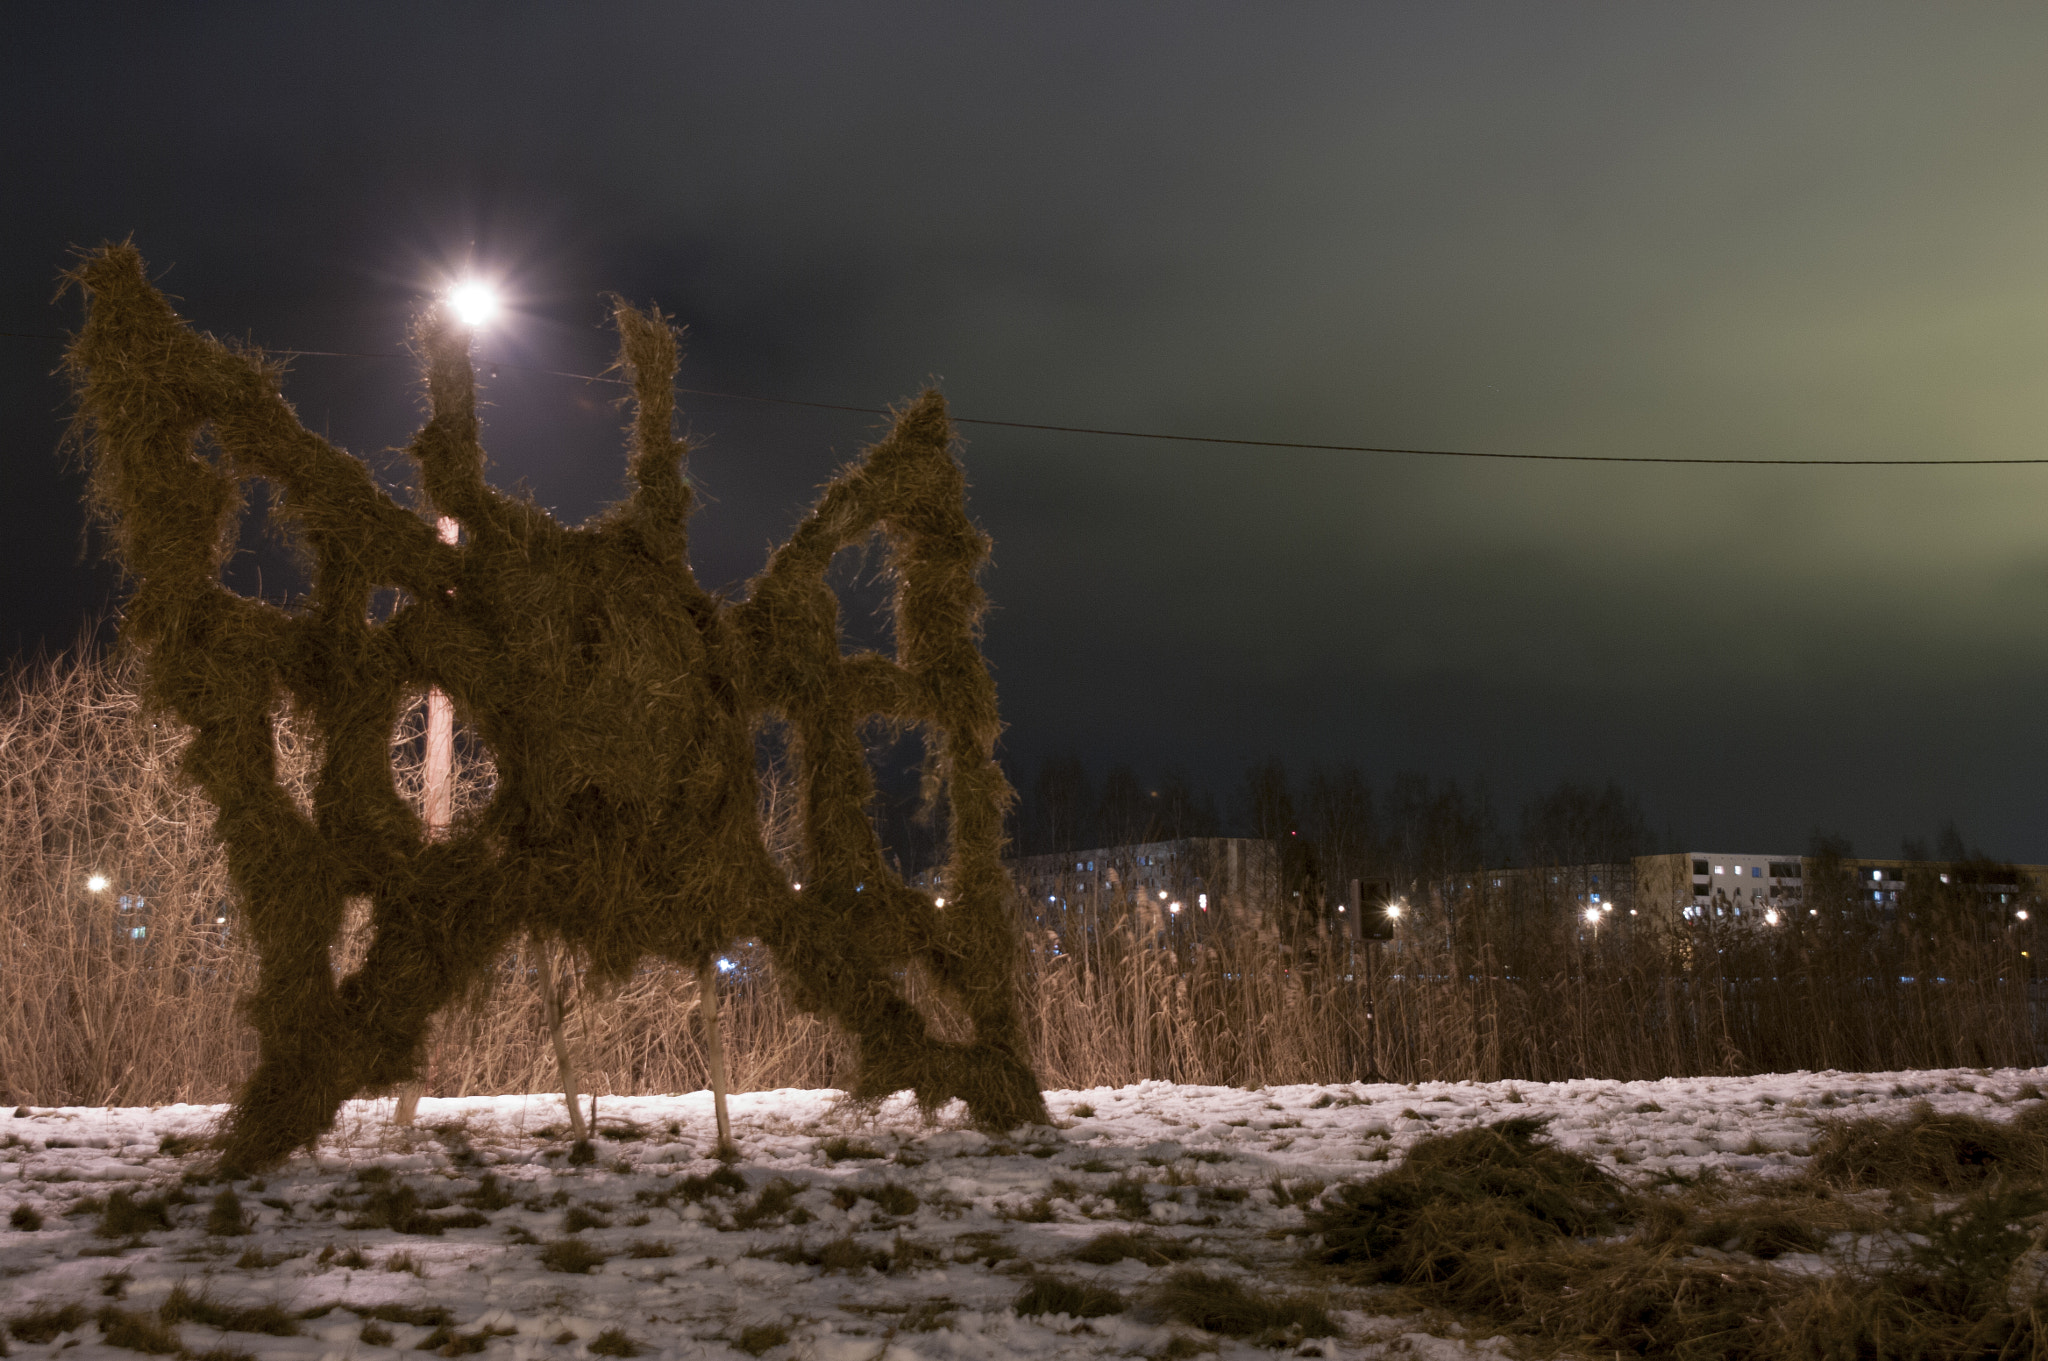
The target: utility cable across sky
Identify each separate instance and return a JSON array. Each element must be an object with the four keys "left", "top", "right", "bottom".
[{"left": 6, "top": 328, "right": 2044, "bottom": 466}]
